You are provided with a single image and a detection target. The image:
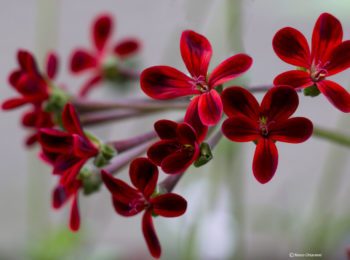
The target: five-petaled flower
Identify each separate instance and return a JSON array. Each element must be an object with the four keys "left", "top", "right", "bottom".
[
  {"left": 273, "top": 12, "right": 350, "bottom": 112},
  {"left": 38, "top": 103, "right": 99, "bottom": 230},
  {"left": 141, "top": 30, "right": 252, "bottom": 129},
  {"left": 2, "top": 50, "right": 57, "bottom": 146},
  {"left": 70, "top": 13, "right": 141, "bottom": 96},
  {"left": 221, "top": 86, "right": 313, "bottom": 184},
  {"left": 147, "top": 120, "right": 200, "bottom": 174},
  {"left": 101, "top": 158, "right": 187, "bottom": 258}
]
